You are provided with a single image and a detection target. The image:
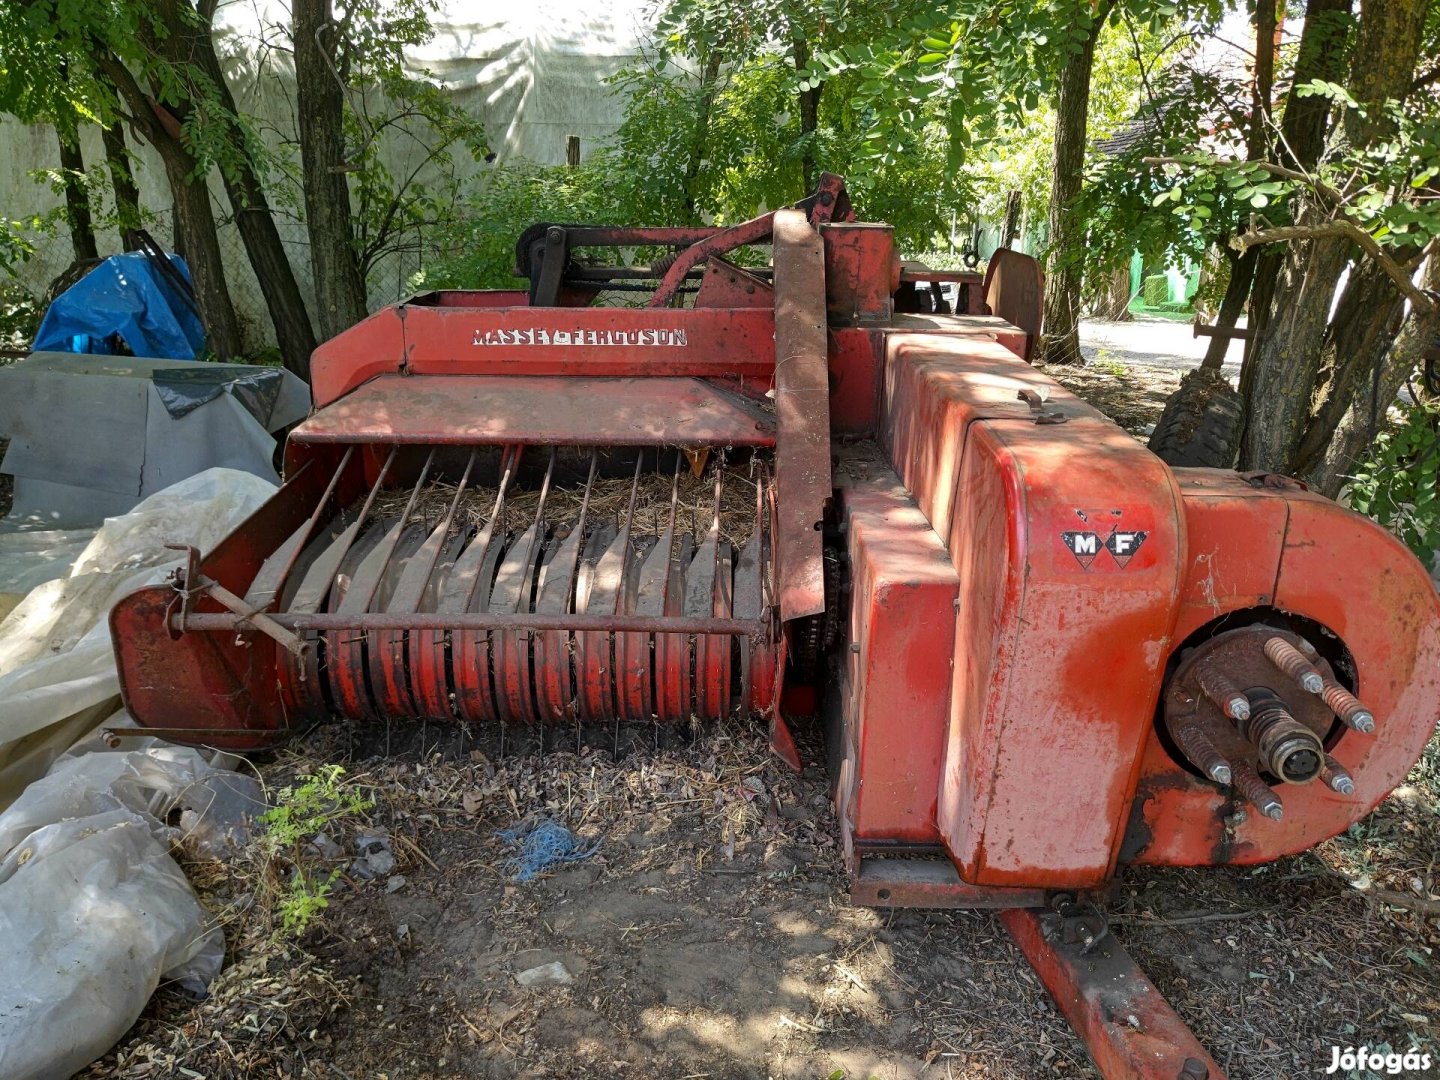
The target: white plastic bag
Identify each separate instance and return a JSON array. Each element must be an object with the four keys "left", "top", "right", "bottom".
[
  {"left": 0, "top": 745, "right": 241, "bottom": 1080},
  {"left": 0, "top": 813, "right": 223, "bottom": 1080}
]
